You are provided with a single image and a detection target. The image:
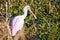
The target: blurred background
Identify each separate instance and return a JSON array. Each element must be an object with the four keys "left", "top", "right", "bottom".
[{"left": 0, "top": 0, "right": 60, "bottom": 40}]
